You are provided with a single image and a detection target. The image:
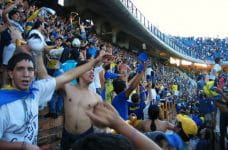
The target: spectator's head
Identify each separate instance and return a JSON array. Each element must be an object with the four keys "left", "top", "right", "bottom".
[
  {"left": 145, "top": 131, "right": 169, "bottom": 150},
  {"left": 55, "top": 37, "right": 63, "bottom": 47},
  {"left": 32, "top": 20, "right": 44, "bottom": 30},
  {"left": 7, "top": 53, "right": 35, "bottom": 90},
  {"left": 175, "top": 114, "right": 198, "bottom": 141},
  {"left": 100, "top": 44, "right": 106, "bottom": 51},
  {"left": 8, "top": 9, "right": 20, "bottom": 22},
  {"left": 148, "top": 105, "right": 160, "bottom": 120},
  {"left": 215, "top": 57, "right": 221, "bottom": 64},
  {"left": 113, "top": 78, "right": 126, "bottom": 94},
  {"left": 69, "top": 48, "right": 80, "bottom": 61},
  {"left": 76, "top": 60, "right": 94, "bottom": 84},
  {"left": 131, "top": 93, "right": 140, "bottom": 103},
  {"left": 72, "top": 133, "right": 133, "bottom": 150},
  {"left": 199, "top": 127, "right": 212, "bottom": 140},
  {"left": 152, "top": 83, "right": 156, "bottom": 89}
]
